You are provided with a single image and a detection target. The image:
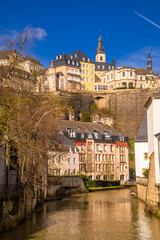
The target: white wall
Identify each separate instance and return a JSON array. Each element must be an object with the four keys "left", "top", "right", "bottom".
[
  {"left": 147, "top": 98, "right": 160, "bottom": 183},
  {"left": 135, "top": 142, "right": 149, "bottom": 177}
]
